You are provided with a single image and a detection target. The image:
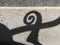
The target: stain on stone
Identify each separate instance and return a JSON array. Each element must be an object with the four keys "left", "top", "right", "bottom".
[{"left": 1, "top": 20, "right": 3, "bottom": 22}]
